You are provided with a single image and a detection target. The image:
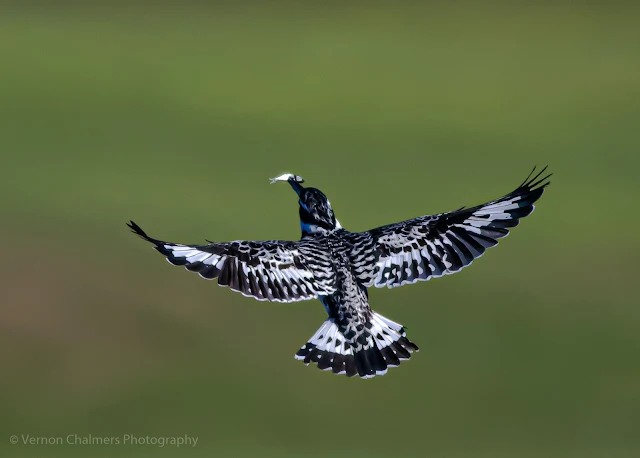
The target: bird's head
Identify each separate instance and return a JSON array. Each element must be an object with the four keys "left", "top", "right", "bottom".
[{"left": 270, "top": 173, "right": 342, "bottom": 235}]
